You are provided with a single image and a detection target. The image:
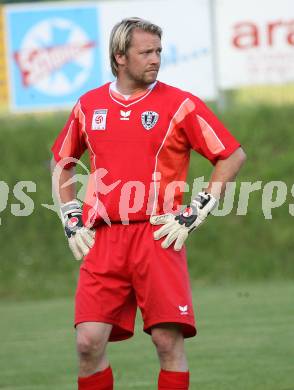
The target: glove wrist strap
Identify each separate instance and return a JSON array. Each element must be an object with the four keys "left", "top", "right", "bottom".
[
  {"left": 192, "top": 191, "right": 216, "bottom": 209},
  {"left": 61, "top": 199, "right": 81, "bottom": 215},
  {"left": 60, "top": 200, "right": 82, "bottom": 227}
]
